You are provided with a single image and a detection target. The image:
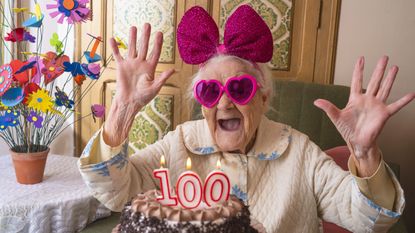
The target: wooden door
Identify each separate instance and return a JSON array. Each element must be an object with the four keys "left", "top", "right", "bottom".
[{"left": 74, "top": 0, "right": 341, "bottom": 155}]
